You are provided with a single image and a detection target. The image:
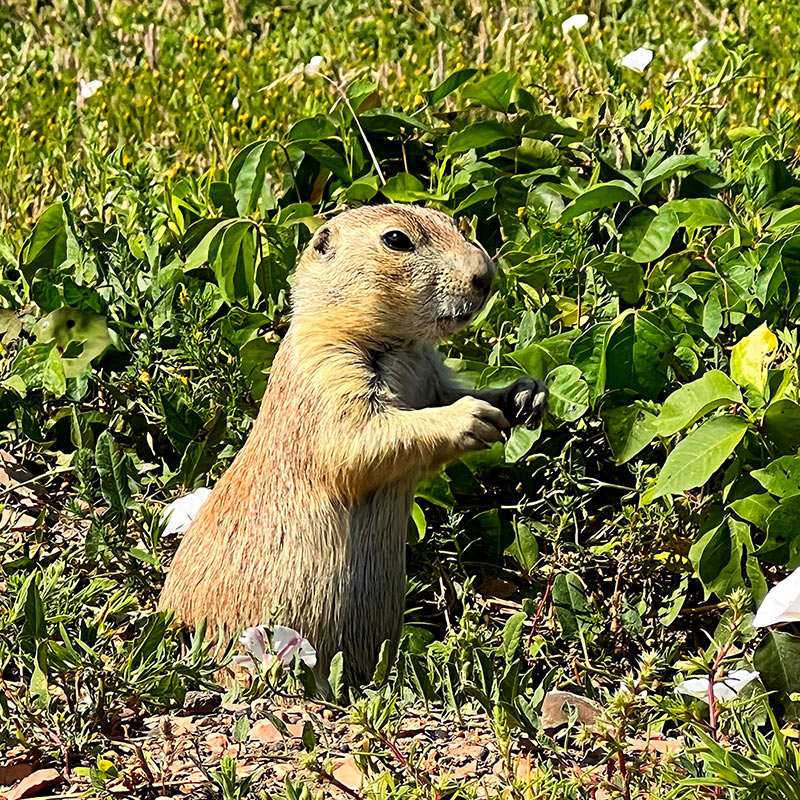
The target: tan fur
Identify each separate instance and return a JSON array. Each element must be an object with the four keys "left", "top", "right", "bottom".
[{"left": 159, "top": 204, "right": 547, "bottom": 685}]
